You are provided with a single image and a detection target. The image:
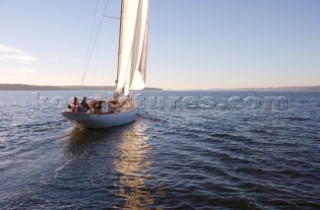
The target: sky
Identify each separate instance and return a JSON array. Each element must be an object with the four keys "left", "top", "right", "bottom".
[{"left": 0, "top": 0, "right": 319, "bottom": 90}]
